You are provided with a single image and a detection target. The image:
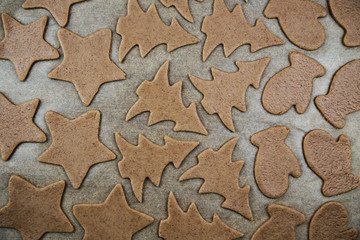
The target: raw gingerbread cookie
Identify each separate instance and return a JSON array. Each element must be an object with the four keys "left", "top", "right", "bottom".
[
  {"left": 303, "top": 129, "right": 360, "bottom": 197},
  {"left": 329, "top": 0, "right": 360, "bottom": 47},
  {"left": 0, "top": 93, "right": 46, "bottom": 161},
  {"left": 116, "top": 0, "right": 199, "bottom": 62},
  {"left": 251, "top": 204, "right": 306, "bottom": 240},
  {"left": 180, "top": 137, "right": 253, "bottom": 220},
  {"left": 189, "top": 57, "right": 270, "bottom": 132},
  {"left": 315, "top": 59, "right": 360, "bottom": 129},
  {"left": 262, "top": 52, "right": 326, "bottom": 115},
  {"left": 251, "top": 126, "right": 301, "bottom": 199},
  {"left": 48, "top": 28, "right": 126, "bottom": 106},
  {"left": 22, "top": 0, "right": 87, "bottom": 27},
  {"left": 159, "top": 0, "right": 202, "bottom": 23},
  {"left": 309, "top": 201, "right": 358, "bottom": 240},
  {"left": 202, "top": 0, "right": 283, "bottom": 61},
  {"left": 0, "top": 175, "right": 74, "bottom": 240},
  {"left": 38, "top": 110, "right": 116, "bottom": 189},
  {"left": 0, "top": 14, "right": 59, "bottom": 81},
  {"left": 73, "top": 184, "right": 154, "bottom": 240},
  {"left": 264, "top": 0, "right": 327, "bottom": 50},
  {"left": 159, "top": 192, "right": 243, "bottom": 240},
  {"left": 115, "top": 133, "right": 199, "bottom": 202},
  {"left": 126, "top": 61, "right": 207, "bottom": 135}
]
